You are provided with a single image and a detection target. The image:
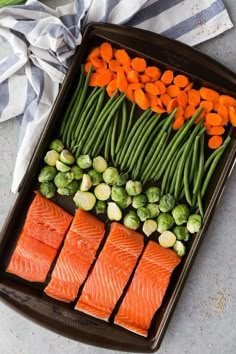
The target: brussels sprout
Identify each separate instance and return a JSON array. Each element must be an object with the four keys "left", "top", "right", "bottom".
[
  {"left": 77, "top": 155, "right": 92, "bottom": 169},
  {"left": 159, "top": 194, "right": 176, "bottom": 213},
  {"left": 44, "top": 150, "right": 60, "bottom": 166},
  {"left": 125, "top": 180, "right": 142, "bottom": 196},
  {"left": 117, "top": 195, "right": 132, "bottom": 210},
  {"left": 49, "top": 139, "right": 64, "bottom": 153},
  {"left": 102, "top": 167, "right": 119, "bottom": 185},
  {"left": 173, "top": 240, "right": 186, "bottom": 256},
  {"left": 143, "top": 219, "right": 157, "bottom": 237},
  {"left": 93, "top": 156, "right": 107, "bottom": 173},
  {"left": 39, "top": 181, "right": 56, "bottom": 199},
  {"left": 145, "top": 186, "right": 161, "bottom": 203},
  {"left": 124, "top": 211, "right": 140, "bottom": 230},
  {"left": 158, "top": 231, "right": 176, "bottom": 248},
  {"left": 111, "top": 186, "right": 127, "bottom": 202},
  {"left": 107, "top": 202, "right": 122, "bottom": 221},
  {"left": 80, "top": 174, "right": 92, "bottom": 191},
  {"left": 173, "top": 226, "right": 189, "bottom": 241},
  {"left": 88, "top": 169, "right": 103, "bottom": 186},
  {"left": 38, "top": 166, "right": 57, "bottom": 182},
  {"left": 172, "top": 204, "right": 190, "bottom": 225},
  {"left": 157, "top": 213, "right": 175, "bottom": 234},
  {"left": 116, "top": 172, "right": 129, "bottom": 186},
  {"left": 60, "top": 149, "right": 75, "bottom": 165},
  {"left": 94, "top": 183, "right": 111, "bottom": 201},
  {"left": 57, "top": 180, "right": 79, "bottom": 196},
  {"left": 146, "top": 203, "right": 160, "bottom": 218},
  {"left": 73, "top": 191, "right": 96, "bottom": 210},
  {"left": 56, "top": 160, "right": 71, "bottom": 172},
  {"left": 95, "top": 200, "right": 106, "bottom": 214},
  {"left": 187, "top": 214, "right": 202, "bottom": 234},
  {"left": 132, "top": 194, "right": 147, "bottom": 209},
  {"left": 71, "top": 165, "right": 83, "bottom": 180},
  {"left": 137, "top": 207, "right": 150, "bottom": 222},
  {"left": 54, "top": 172, "right": 74, "bottom": 188}
]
